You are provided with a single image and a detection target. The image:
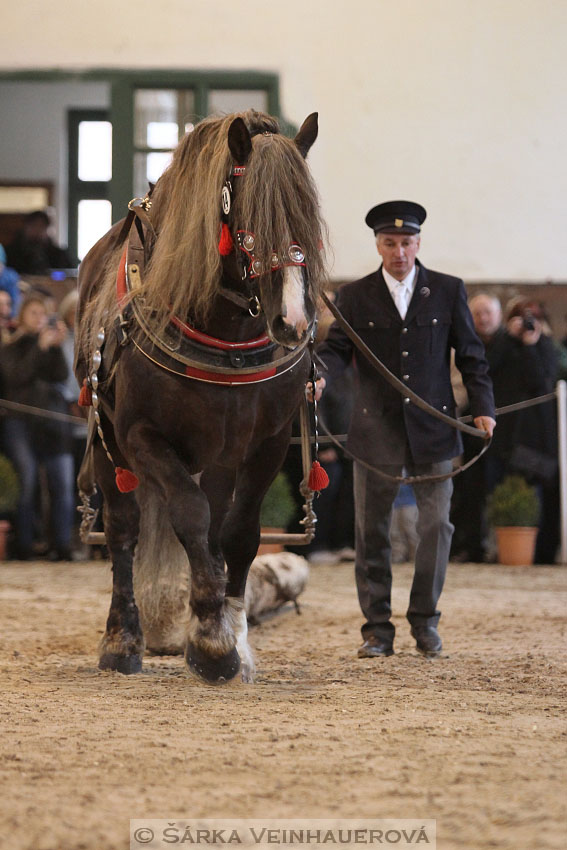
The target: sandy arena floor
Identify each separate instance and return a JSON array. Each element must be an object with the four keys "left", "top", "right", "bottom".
[{"left": 0, "top": 558, "right": 565, "bottom": 850}]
